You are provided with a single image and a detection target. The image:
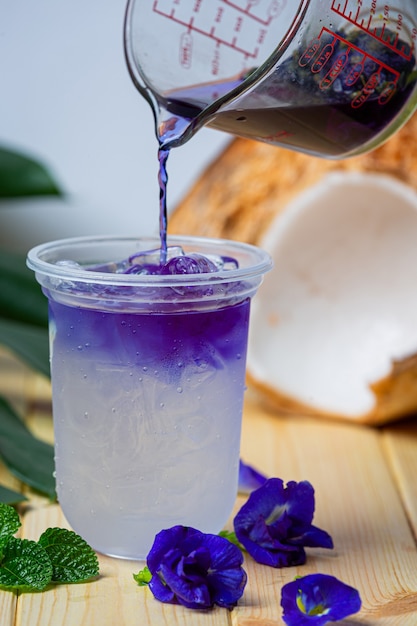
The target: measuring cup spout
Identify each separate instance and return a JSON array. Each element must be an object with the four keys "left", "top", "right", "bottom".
[
  {"left": 123, "top": 0, "right": 204, "bottom": 148},
  {"left": 122, "top": 0, "right": 285, "bottom": 149}
]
